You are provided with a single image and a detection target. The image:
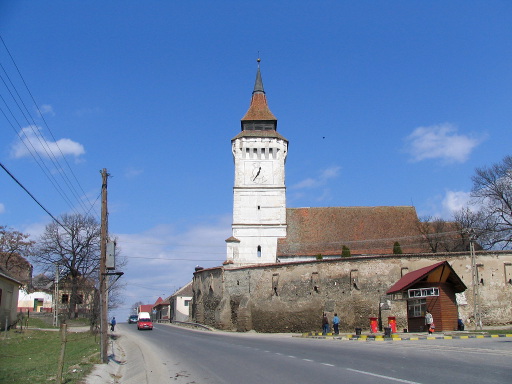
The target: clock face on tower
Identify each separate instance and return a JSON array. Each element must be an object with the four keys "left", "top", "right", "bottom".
[{"left": 245, "top": 161, "right": 273, "bottom": 184}]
